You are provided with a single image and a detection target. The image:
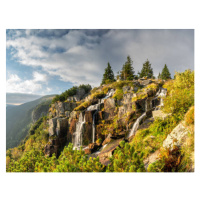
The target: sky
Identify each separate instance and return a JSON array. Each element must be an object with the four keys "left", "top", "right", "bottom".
[{"left": 6, "top": 29, "right": 194, "bottom": 95}]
